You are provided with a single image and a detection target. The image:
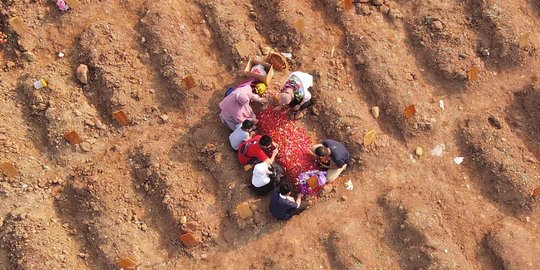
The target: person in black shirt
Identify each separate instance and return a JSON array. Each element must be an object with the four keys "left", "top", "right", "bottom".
[
  {"left": 269, "top": 183, "right": 306, "bottom": 220},
  {"left": 311, "top": 139, "right": 351, "bottom": 181}
]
